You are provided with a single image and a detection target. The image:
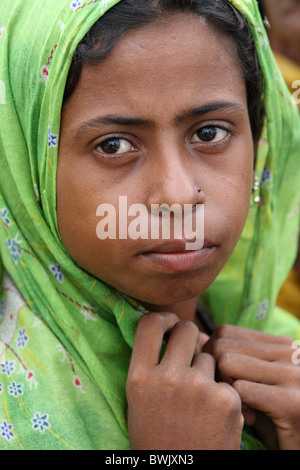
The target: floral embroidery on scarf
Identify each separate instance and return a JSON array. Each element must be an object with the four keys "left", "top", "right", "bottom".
[
  {"left": 57, "top": 344, "right": 87, "bottom": 394},
  {"left": 8, "top": 381, "right": 24, "bottom": 398},
  {"left": 41, "top": 65, "right": 49, "bottom": 84},
  {"left": 3, "top": 341, "right": 36, "bottom": 384},
  {"left": 47, "top": 127, "right": 58, "bottom": 148},
  {"left": 261, "top": 166, "right": 272, "bottom": 184},
  {"left": 5, "top": 237, "right": 22, "bottom": 265},
  {"left": 70, "top": 0, "right": 83, "bottom": 10},
  {"left": 68, "top": 353, "right": 86, "bottom": 393},
  {"left": 0, "top": 420, "right": 14, "bottom": 443},
  {"left": 31, "top": 412, "right": 51, "bottom": 433},
  {"left": 17, "top": 328, "right": 29, "bottom": 349},
  {"left": 25, "top": 370, "right": 36, "bottom": 385},
  {"left": 72, "top": 0, "right": 111, "bottom": 12},
  {"left": 0, "top": 208, "right": 10, "bottom": 227},
  {"left": 41, "top": 44, "right": 58, "bottom": 84},
  {"left": 80, "top": 307, "right": 98, "bottom": 323},
  {"left": 47, "top": 44, "right": 58, "bottom": 67},
  {"left": 0, "top": 360, "right": 15, "bottom": 376},
  {"left": 55, "top": 287, "right": 98, "bottom": 318},
  {"left": 49, "top": 263, "right": 63, "bottom": 283},
  {"left": 256, "top": 299, "right": 269, "bottom": 321}
]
